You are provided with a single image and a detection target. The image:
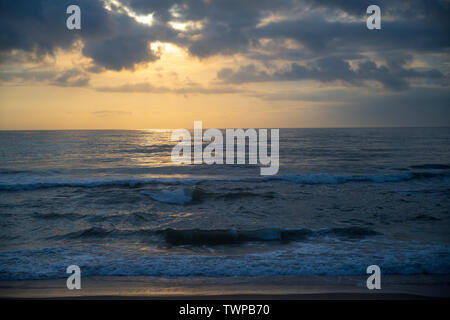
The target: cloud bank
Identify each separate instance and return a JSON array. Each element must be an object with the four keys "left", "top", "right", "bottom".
[{"left": 0, "top": 0, "right": 448, "bottom": 126}]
